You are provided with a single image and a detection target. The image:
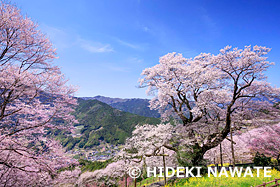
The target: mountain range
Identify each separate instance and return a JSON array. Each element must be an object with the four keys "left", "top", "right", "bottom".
[
  {"left": 55, "top": 98, "right": 161, "bottom": 150},
  {"left": 54, "top": 95, "right": 280, "bottom": 151},
  {"left": 81, "top": 95, "right": 161, "bottom": 118}
]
